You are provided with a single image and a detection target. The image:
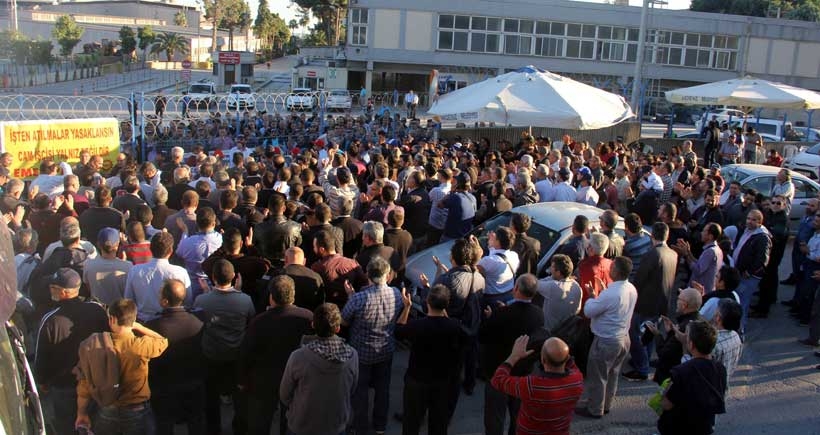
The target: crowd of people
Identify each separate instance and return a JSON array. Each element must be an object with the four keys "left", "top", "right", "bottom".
[{"left": 0, "top": 107, "right": 815, "bottom": 435}]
